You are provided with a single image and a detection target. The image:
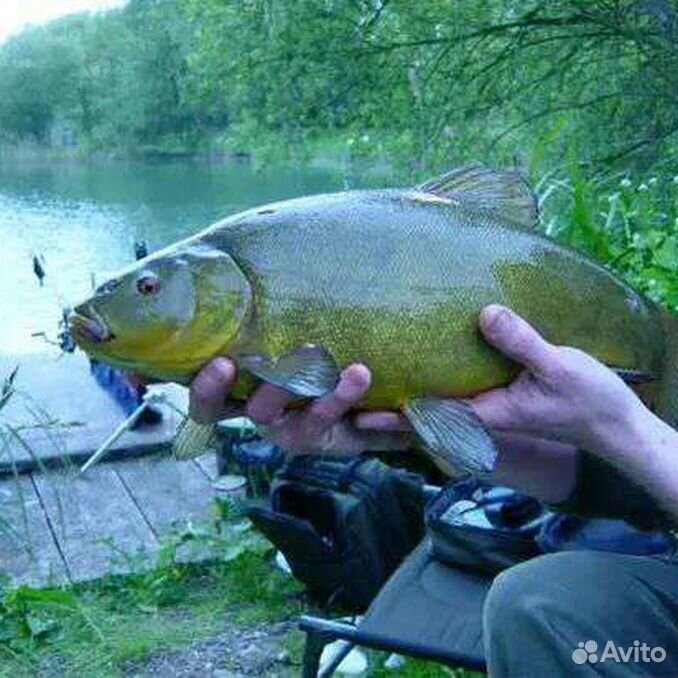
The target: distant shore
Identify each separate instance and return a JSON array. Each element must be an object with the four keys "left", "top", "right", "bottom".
[{"left": 0, "top": 133, "right": 397, "bottom": 178}]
